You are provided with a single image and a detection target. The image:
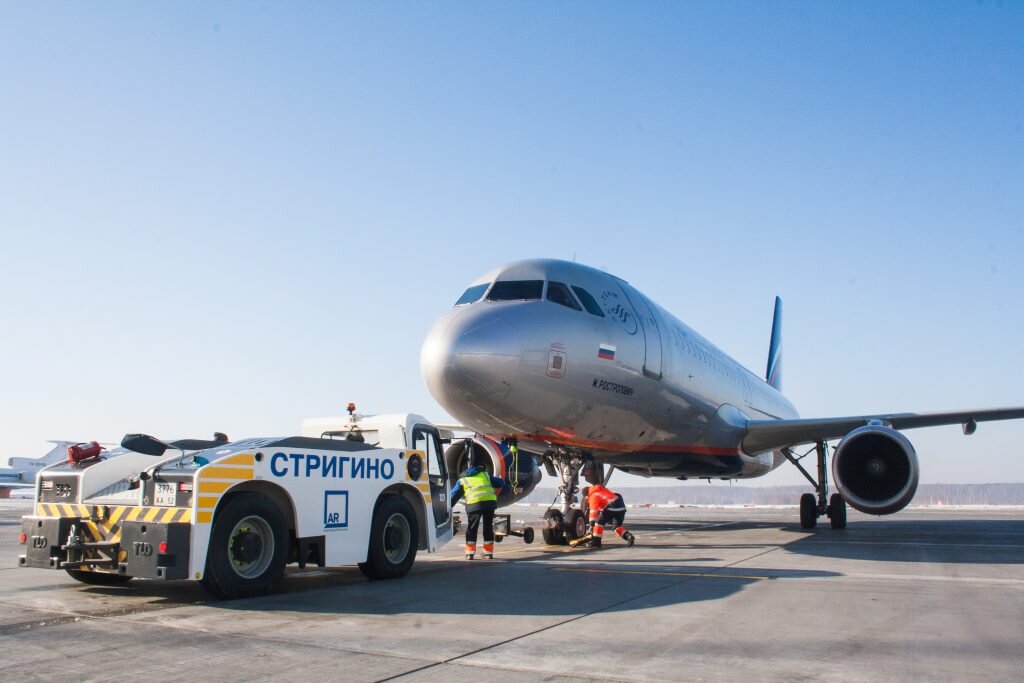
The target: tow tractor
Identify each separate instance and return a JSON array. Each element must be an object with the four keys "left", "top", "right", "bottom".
[{"left": 19, "top": 407, "right": 454, "bottom": 598}]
